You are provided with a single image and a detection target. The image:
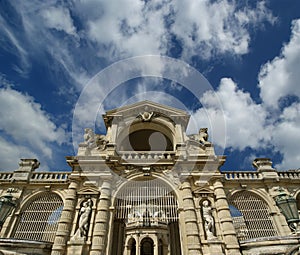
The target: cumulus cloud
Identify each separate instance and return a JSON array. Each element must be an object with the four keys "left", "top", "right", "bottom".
[
  {"left": 271, "top": 103, "right": 300, "bottom": 169},
  {"left": 0, "top": 137, "right": 38, "bottom": 171},
  {"left": 1, "top": 0, "right": 276, "bottom": 90},
  {"left": 171, "top": 0, "right": 275, "bottom": 58},
  {"left": 187, "top": 18, "right": 300, "bottom": 169},
  {"left": 188, "top": 78, "right": 269, "bottom": 151},
  {"left": 0, "top": 86, "right": 66, "bottom": 170},
  {"left": 258, "top": 19, "right": 300, "bottom": 109}
]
